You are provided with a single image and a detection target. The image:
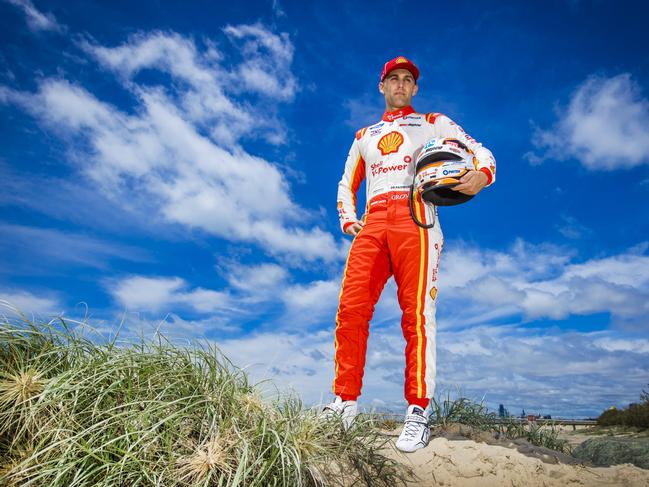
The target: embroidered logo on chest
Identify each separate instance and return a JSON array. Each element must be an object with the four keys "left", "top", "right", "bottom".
[{"left": 377, "top": 131, "right": 404, "bottom": 155}]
